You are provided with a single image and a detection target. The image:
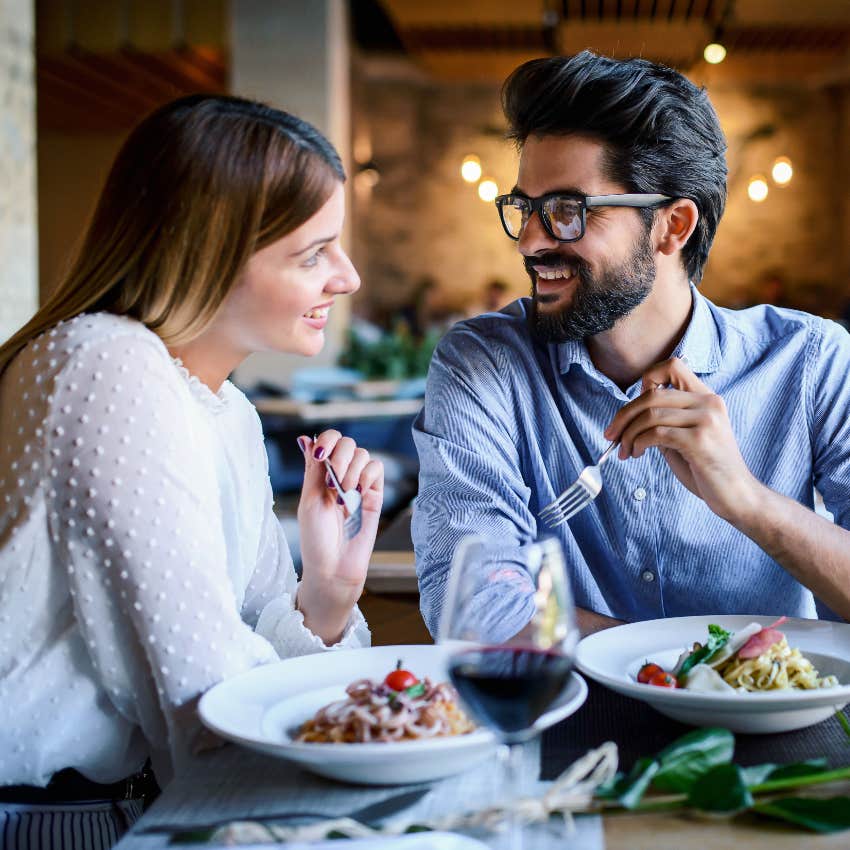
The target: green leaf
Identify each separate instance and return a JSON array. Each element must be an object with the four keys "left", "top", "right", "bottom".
[
  {"left": 759, "top": 760, "right": 830, "bottom": 783},
  {"left": 404, "top": 682, "right": 426, "bottom": 698},
  {"left": 687, "top": 763, "right": 753, "bottom": 814},
  {"left": 753, "top": 797, "right": 850, "bottom": 833},
  {"left": 597, "top": 756, "right": 660, "bottom": 809},
  {"left": 678, "top": 624, "right": 731, "bottom": 680},
  {"left": 836, "top": 709, "right": 850, "bottom": 742},
  {"left": 652, "top": 728, "right": 735, "bottom": 793}
]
